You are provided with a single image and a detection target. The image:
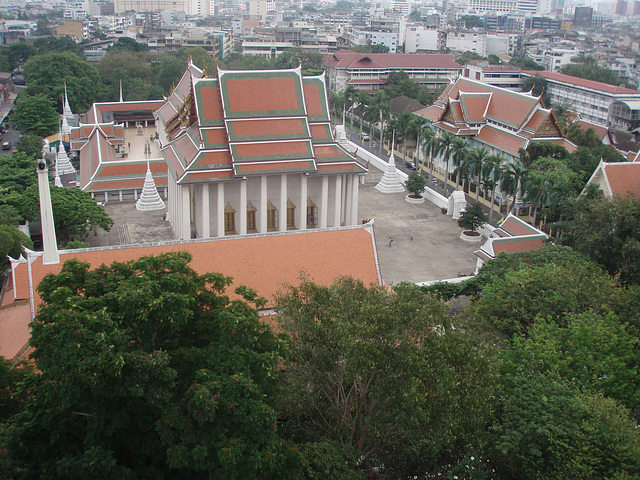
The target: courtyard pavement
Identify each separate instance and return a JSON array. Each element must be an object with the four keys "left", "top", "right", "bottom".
[{"left": 88, "top": 174, "right": 480, "bottom": 285}]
